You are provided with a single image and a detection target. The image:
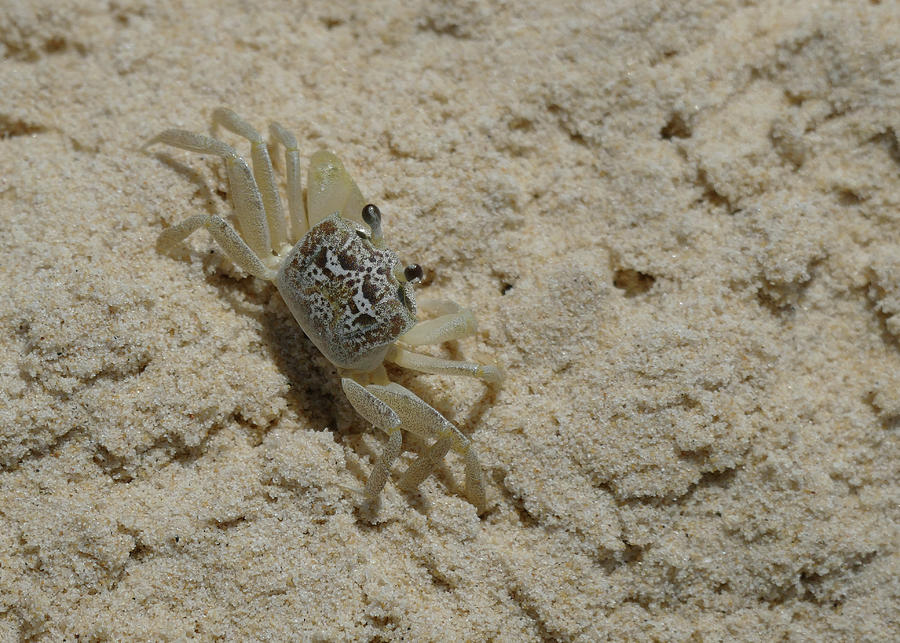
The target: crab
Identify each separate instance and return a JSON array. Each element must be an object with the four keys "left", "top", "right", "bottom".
[{"left": 144, "top": 109, "right": 501, "bottom": 511}]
